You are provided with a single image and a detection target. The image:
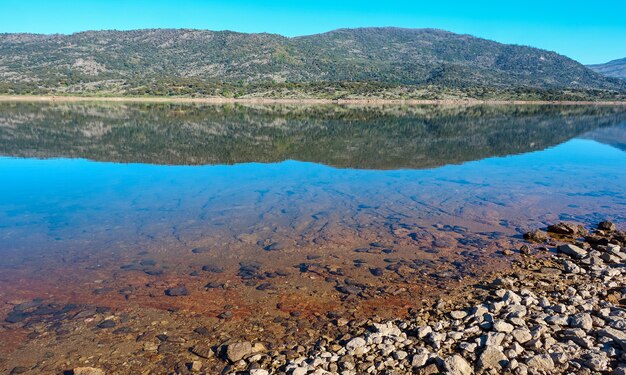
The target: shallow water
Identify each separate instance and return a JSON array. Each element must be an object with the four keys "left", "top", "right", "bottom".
[{"left": 0, "top": 103, "right": 625, "bottom": 321}]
